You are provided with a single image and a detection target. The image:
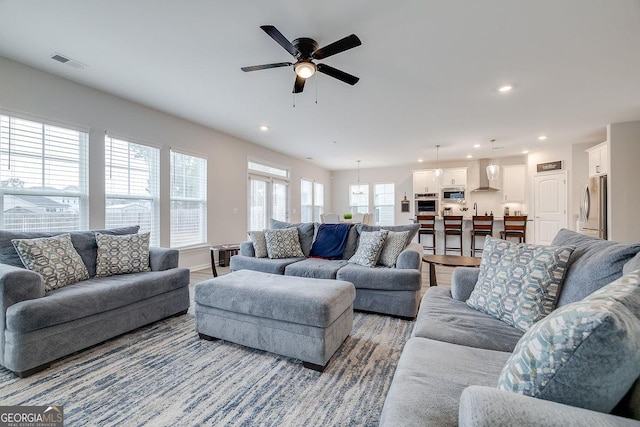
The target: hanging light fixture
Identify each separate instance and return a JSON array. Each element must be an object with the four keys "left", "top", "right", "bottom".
[
  {"left": 433, "top": 145, "right": 443, "bottom": 183},
  {"left": 486, "top": 139, "right": 500, "bottom": 181},
  {"left": 352, "top": 160, "right": 365, "bottom": 195}
]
